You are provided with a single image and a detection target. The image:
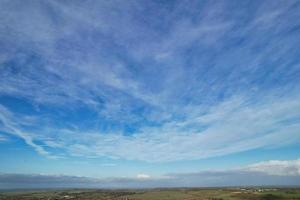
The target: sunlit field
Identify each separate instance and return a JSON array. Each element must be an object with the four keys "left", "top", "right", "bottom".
[{"left": 1, "top": 188, "right": 300, "bottom": 200}]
